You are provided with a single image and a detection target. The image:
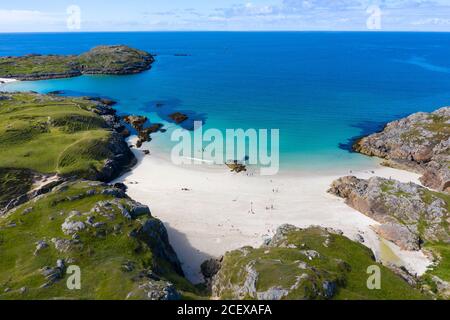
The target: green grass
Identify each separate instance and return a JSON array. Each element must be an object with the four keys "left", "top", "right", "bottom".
[
  {"left": 420, "top": 189, "right": 450, "bottom": 235},
  {"left": 422, "top": 242, "right": 450, "bottom": 298},
  {"left": 216, "top": 227, "right": 427, "bottom": 300},
  {"left": 396, "top": 113, "right": 449, "bottom": 145},
  {"left": 421, "top": 189, "right": 450, "bottom": 289},
  {"left": 380, "top": 181, "right": 395, "bottom": 193},
  {"left": 0, "top": 92, "right": 207, "bottom": 300},
  {"left": 424, "top": 243, "right": 450, "bottom": 283},
  {"left": 0, "top": 181, "right": 201, "bottom": 300},
  {"left": 0, "top": 45, "right": 152, "bottom": 79},
  {"left": 0, "top": 55, "right": 79, "bottom": 78},
  {"left": 77, "top": 46, "right": 152, "bottom": 73},
  {"left": 400, "top": 129, "right": 423, "bottom": 143},
  {"left": 0, "top": 92, "right": 114, "bottom": 179},
  {"left": 424, "top": 114, "right": 450, "bottom": 135}
]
